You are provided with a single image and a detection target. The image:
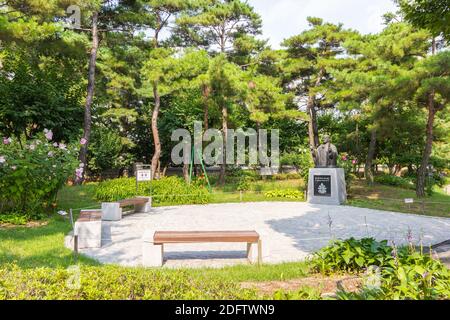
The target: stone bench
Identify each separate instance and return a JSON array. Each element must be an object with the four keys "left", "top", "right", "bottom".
[
  {"left": 102, "top": 196, "right": 152, "bottom": 221},
  {"left": 70, "top": 209, "right": 102, "bottom": 249},
  {"left": 142, "top": 230, "right": 262, "bottom": 267}
]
